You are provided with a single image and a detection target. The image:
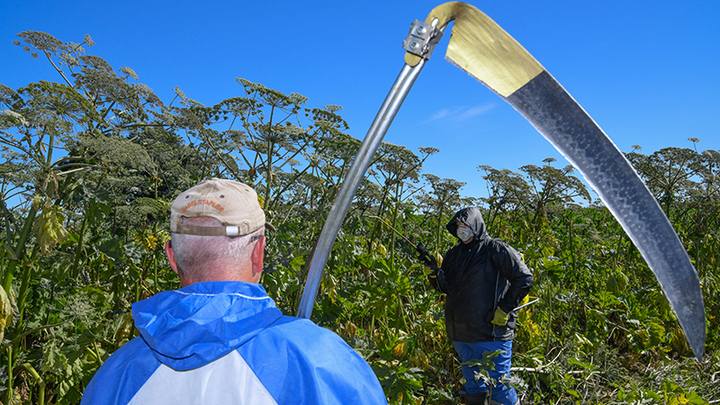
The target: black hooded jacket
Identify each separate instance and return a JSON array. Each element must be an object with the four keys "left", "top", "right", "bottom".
[{"left": 429, "top": 207, "right": 534, "bottom": 342}]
